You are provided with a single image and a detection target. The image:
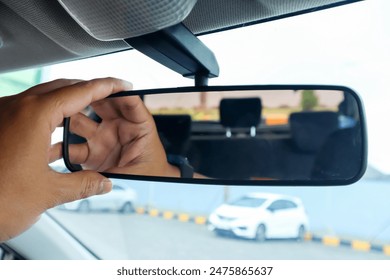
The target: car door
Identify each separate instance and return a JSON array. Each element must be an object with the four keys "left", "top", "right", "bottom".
[
  {"left": 266, "top": 200, "right": 298, "bottom": 238},
  {"left": 100, "top": 185, "right": 124, "bottom": 210},
  {"left": 86, "top": 186, "right": 120, "bottom": 210}
]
